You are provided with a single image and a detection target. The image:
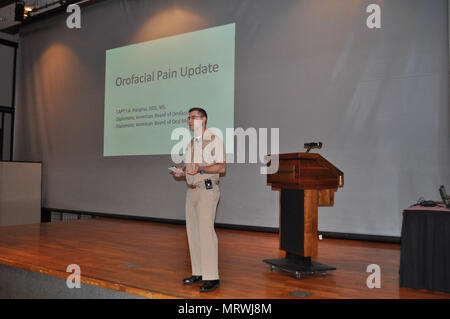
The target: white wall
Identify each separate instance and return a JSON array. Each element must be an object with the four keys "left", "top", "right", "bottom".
[{"left": 13, "top": 0, "right": 450, "bottom": 236}]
